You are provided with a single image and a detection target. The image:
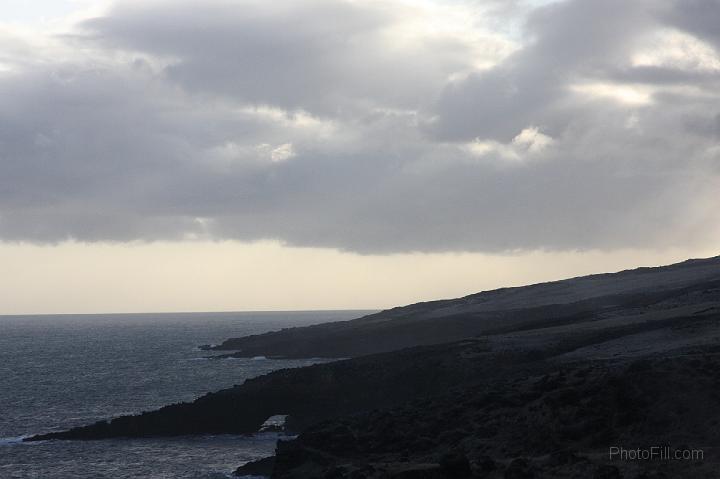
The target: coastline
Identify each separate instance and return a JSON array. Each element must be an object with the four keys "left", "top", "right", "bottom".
[{"left": 24, "top": 256, "right": 720, "bottom": 478}]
